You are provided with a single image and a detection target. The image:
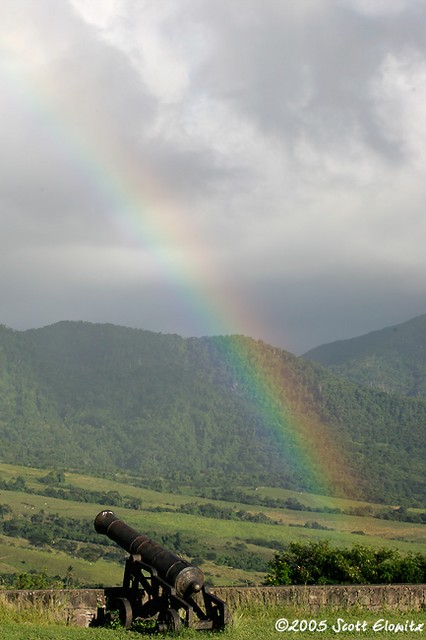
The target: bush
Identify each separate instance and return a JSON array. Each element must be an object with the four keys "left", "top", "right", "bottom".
[{"left": 265, "top": 541, "right": 426, "bottom": 585}]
